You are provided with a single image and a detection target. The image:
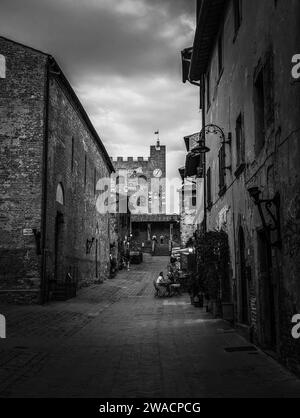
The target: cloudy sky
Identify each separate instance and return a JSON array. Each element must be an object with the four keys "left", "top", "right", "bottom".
[{"left": 0, "top": 0, "right": 201, "bottom": 207}]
